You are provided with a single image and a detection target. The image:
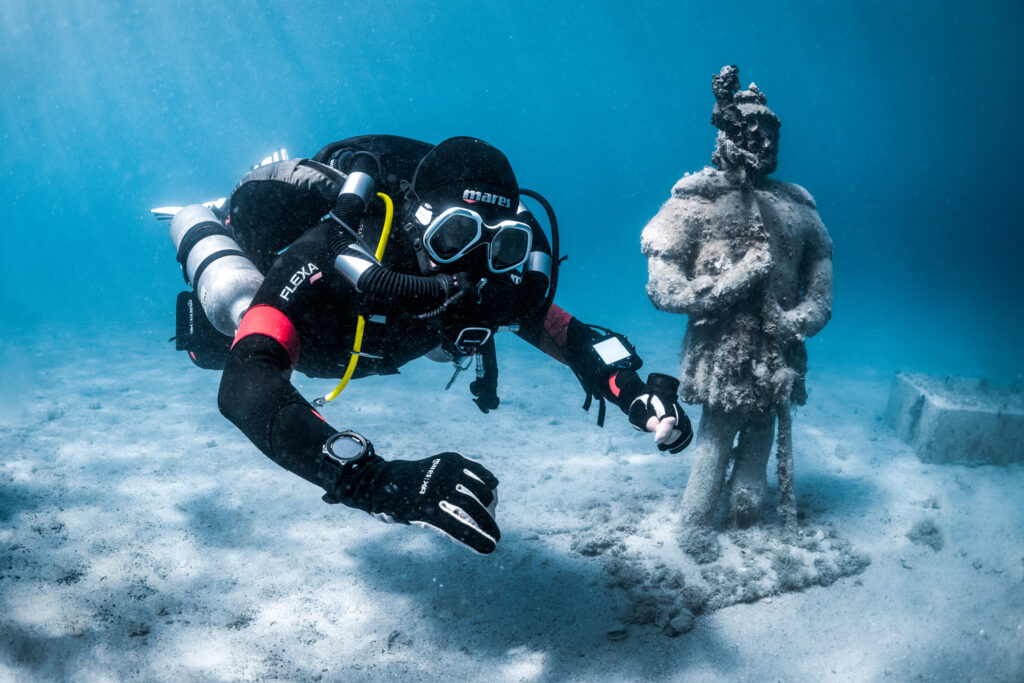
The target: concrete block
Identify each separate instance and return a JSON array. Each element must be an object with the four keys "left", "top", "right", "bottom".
[{"left": 886, "top": 373, "right": 1024, "bottom": 465}]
